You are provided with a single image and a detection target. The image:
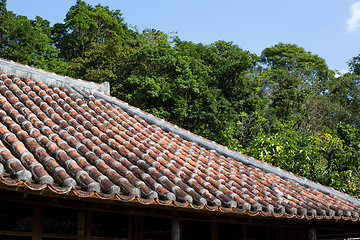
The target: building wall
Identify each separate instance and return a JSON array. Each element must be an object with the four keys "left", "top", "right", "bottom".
[{"left": 0, "top": 189, "right": 358, "bottom": 240}]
